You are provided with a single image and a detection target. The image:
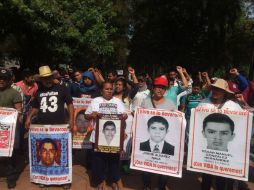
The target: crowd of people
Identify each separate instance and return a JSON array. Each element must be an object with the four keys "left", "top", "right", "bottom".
[{"left": 0, "top": 64, "right": 253, "bottom": 190}]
